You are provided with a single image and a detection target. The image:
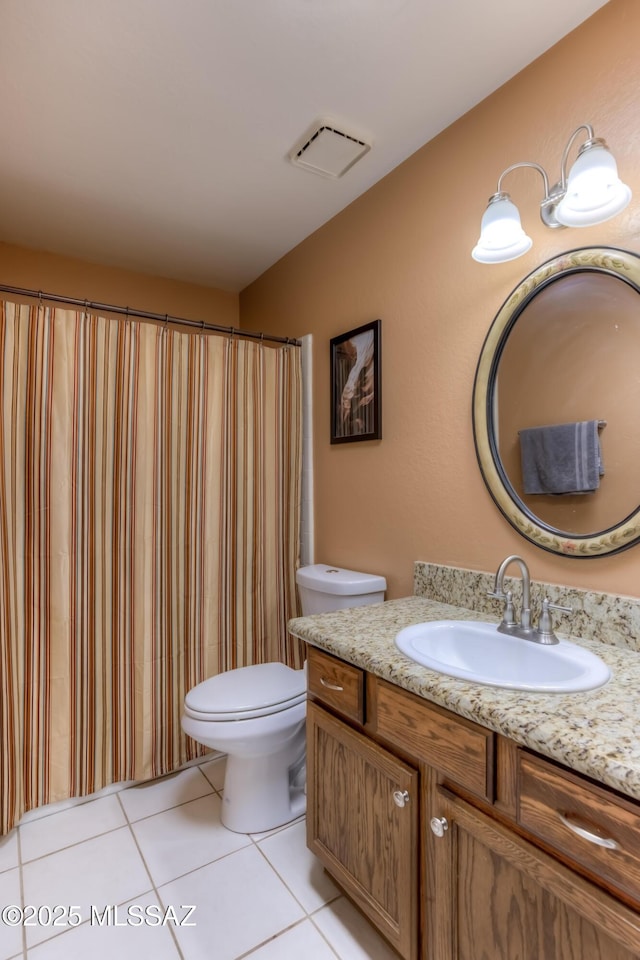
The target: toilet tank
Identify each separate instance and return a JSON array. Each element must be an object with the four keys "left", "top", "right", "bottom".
[{"left": 296, "top": 564, "right": 387, "bottom": 615}]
